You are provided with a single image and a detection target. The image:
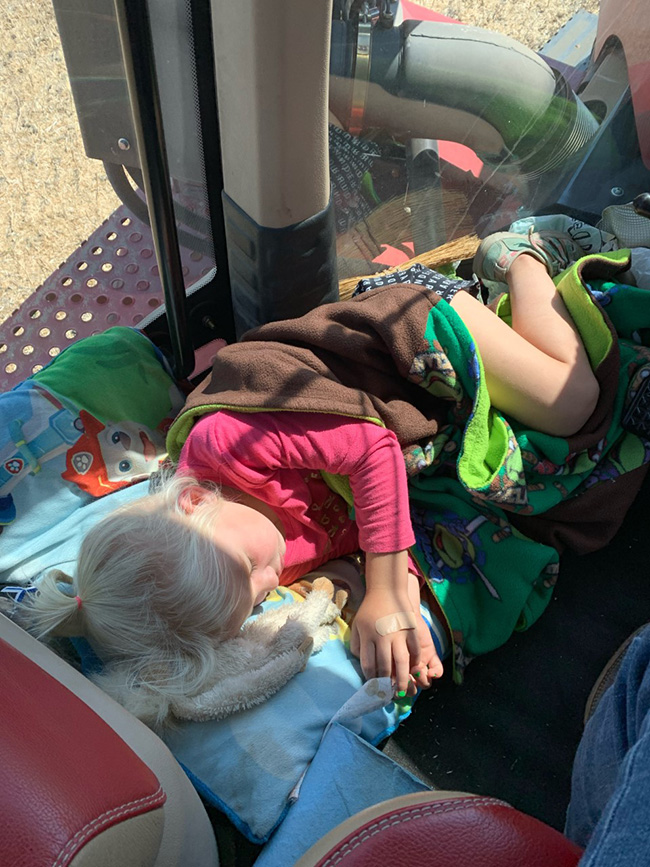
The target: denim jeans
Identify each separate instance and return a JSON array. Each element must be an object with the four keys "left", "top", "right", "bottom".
[{"left": 565, "top": 625, "right": 650, "bottom": 865}]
